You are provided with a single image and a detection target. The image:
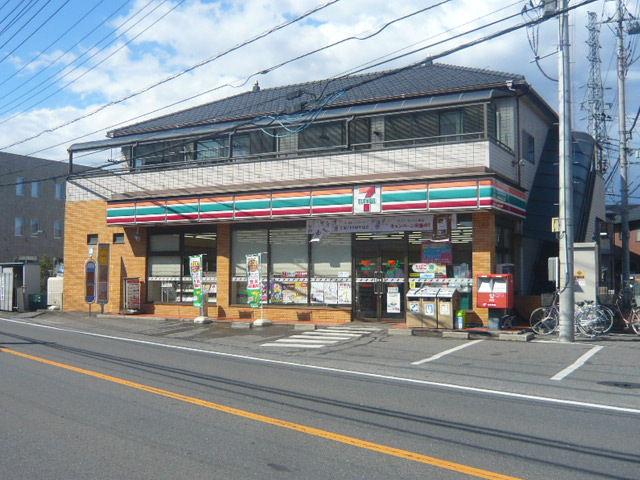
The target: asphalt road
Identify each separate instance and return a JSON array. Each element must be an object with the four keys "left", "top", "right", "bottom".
[{"left": 1, "top": 315, "right": 639, "bottom": 480}]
